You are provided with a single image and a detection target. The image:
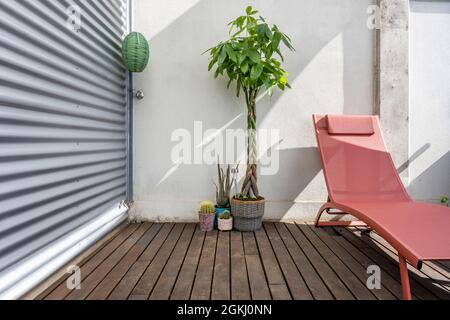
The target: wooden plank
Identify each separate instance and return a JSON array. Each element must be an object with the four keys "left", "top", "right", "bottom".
[
  {"left": 337, "top": 228, "right": 436, "bottom": 300},
  {"left": 170, "top": 226, "right": 206, "bottom": 300},
  {"left": 436, "top": 261, "right": 450, "bottom": 271},
  {"left": 269, "top": 284, "right": 291, "bottom": 300},
  {"left": 107, "top": 223, "right": 174, "bottom": 300},
  {"left": 253, "top": 227, "right": 287, "bottom": 287},
  {"left": 308, "top": 225, "right": 395, "bottom": 300},
  {"left": 351, "top": 228, "right": 450, "bottom": 299},
  {"left": 242, "top": 232, "right": 271, "bottom": 300},
  {"left": 44, "top": 223, "right": 138, "bottom": 300},
  {"left": 431, "top": 261, "right": 450, "bottom": 278},
  {"left": 65, "top": 223, "right": 150, "bottom": 300},
  {"left": 149, "top": 224, "right": 196, "bottom": 300},
  {"left": 191, "top": 230, "right": 218, "bottom": 300},
  {"left": 108, "top": 261, "right": 148, "bottom": 300},
  {"left": 285, "top": 223, "right": 354, "bottom": 300},
  {"left": 230, "top": 231, "right": 250, "bottom": 300},
  {"left": 275, "top": 223, "right": 333, "bottom": 300},
  {"left": 242, "top": 232, "right": 258, "bottom": 255},
  {"left": 324, "top": 227, "right": 404, "bottom": 299},
  {"left": 297, "top": 223, "right": 376, "bottom": 300},
  {"left": 356, "top": 227, "right": 450, "bottom": 295},
  {"left": 86, "top": 223, "right": 162, "bottom": 300},
  {"left": 245, "top": 255, "right": 271, "bottom": 300},
  {"left": 264, "top": 223, "right": 312, "bottom": 300},
  {"left": 138, "top": 223, "right": 176, "bottom": 262},
  {"left": 34, "top": 222, "right": 127, "bottom": 300},
  {"left": 211, "top": 231, "right": 230, "bottom": 300},
  {"left": 130, "top": 224, "right": 185, "bottom": 298}
]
